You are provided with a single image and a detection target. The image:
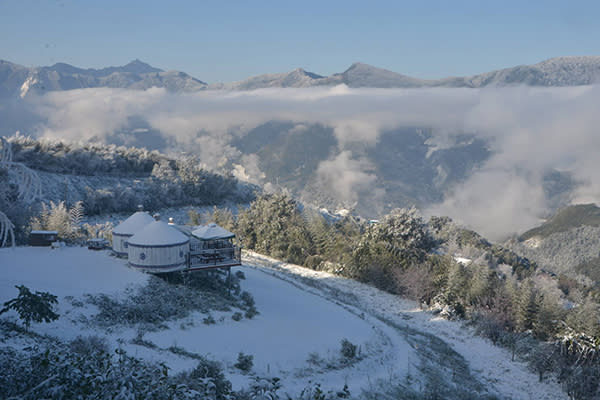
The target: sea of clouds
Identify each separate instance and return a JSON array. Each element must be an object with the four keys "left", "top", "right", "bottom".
[{"left": 16, "top": 84, "right": 600, "bottom": 240}]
